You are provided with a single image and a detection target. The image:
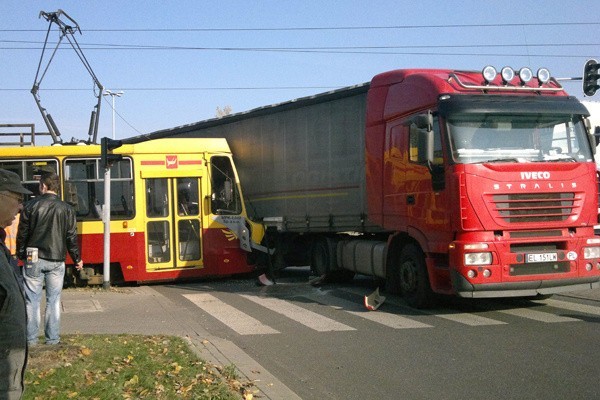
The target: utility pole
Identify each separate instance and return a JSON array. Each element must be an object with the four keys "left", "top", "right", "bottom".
[
  {"left": 103, "top": 90, "right": 123, "bottom": 139},
  {"left": 100, "top": 137, "right": 123, "bottom": 289}
]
